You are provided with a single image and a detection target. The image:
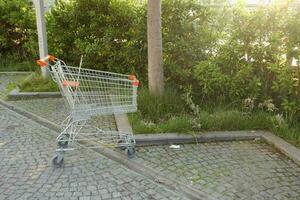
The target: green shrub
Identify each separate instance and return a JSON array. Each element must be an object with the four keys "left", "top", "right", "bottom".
[
  {"left": 0, "top": 55, "right": 36, "bottom": 72},
  {"left": 1, "top": 0, "right": 299, "bottom": 136},
  {"left": 47, "top": 0, "right": 147, "bottom": 80},
  {"left": 0, "top": 0, "right": 36, "bottom": 57},
  {"left": 161, "top": 0, "right": 217, "bottom": 86},
  {"left": 19, "top": 72, "right": 59, "bottom": 92},
  {"left": 191, "top": 5, "right": 300, "bottom": 120}
]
